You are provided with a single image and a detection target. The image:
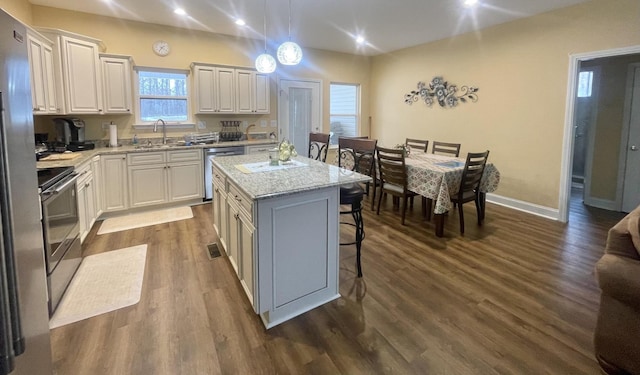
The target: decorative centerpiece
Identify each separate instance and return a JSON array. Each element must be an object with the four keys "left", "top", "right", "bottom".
[
  {"left": 278, "top": 139, "right": 298, "bottom": 162},
  {"left": 394, "top": 144, "right": 410, "bottom": 157}
]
